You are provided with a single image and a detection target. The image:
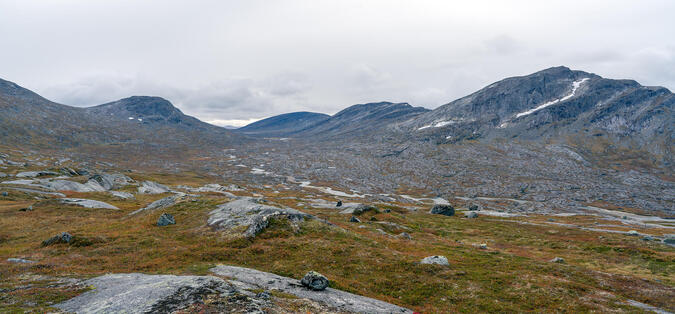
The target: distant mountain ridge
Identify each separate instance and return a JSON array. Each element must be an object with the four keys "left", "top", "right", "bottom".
[
  {"left": 0, "top": 78, "right": 242, "bottom": 152},
  {"left": 237, "top": 111, "right": 330, "bottom": 137}
]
